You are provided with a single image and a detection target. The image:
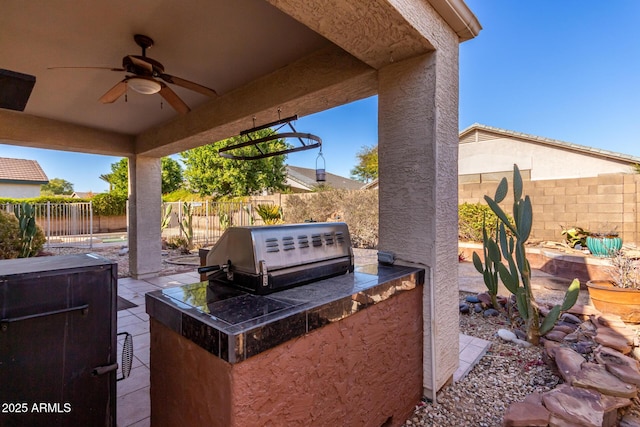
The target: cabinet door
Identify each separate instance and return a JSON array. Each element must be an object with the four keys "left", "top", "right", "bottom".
[{"left": 0, "top": 265, "right": 116, "bottom": 427}]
